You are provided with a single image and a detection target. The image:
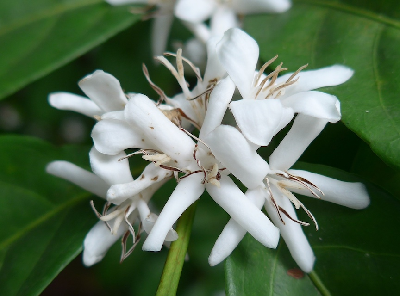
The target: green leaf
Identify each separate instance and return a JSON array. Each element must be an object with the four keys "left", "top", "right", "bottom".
[
  {"left": 225, "top": 163, "right": 400, "bottom": 295},
  {"left": 245, "top": 0, "right": 400, "bottom": 170},
  {"left": 0, "top": 0, "right": 140, "bottom": 100},
  {"left": 0, "top": 135, "right": 97, "bottom": 296}
]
